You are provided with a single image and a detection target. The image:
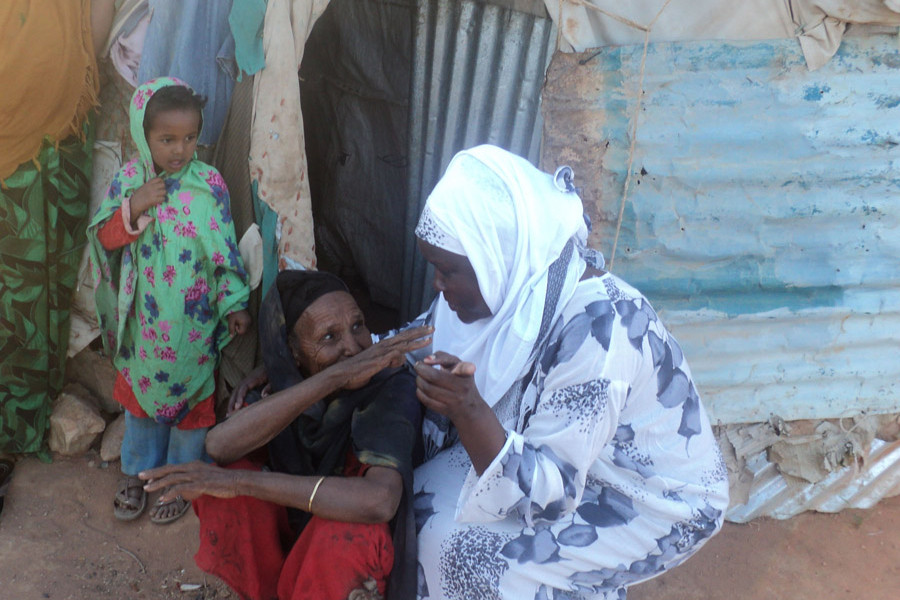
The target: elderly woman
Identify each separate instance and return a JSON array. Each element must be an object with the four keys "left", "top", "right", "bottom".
[
  {"left": 410, "top": 145, "right": 729, "bottom": 599},
  {"left": 141, "top": 271, "right": 432, "bottom": 600}
]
